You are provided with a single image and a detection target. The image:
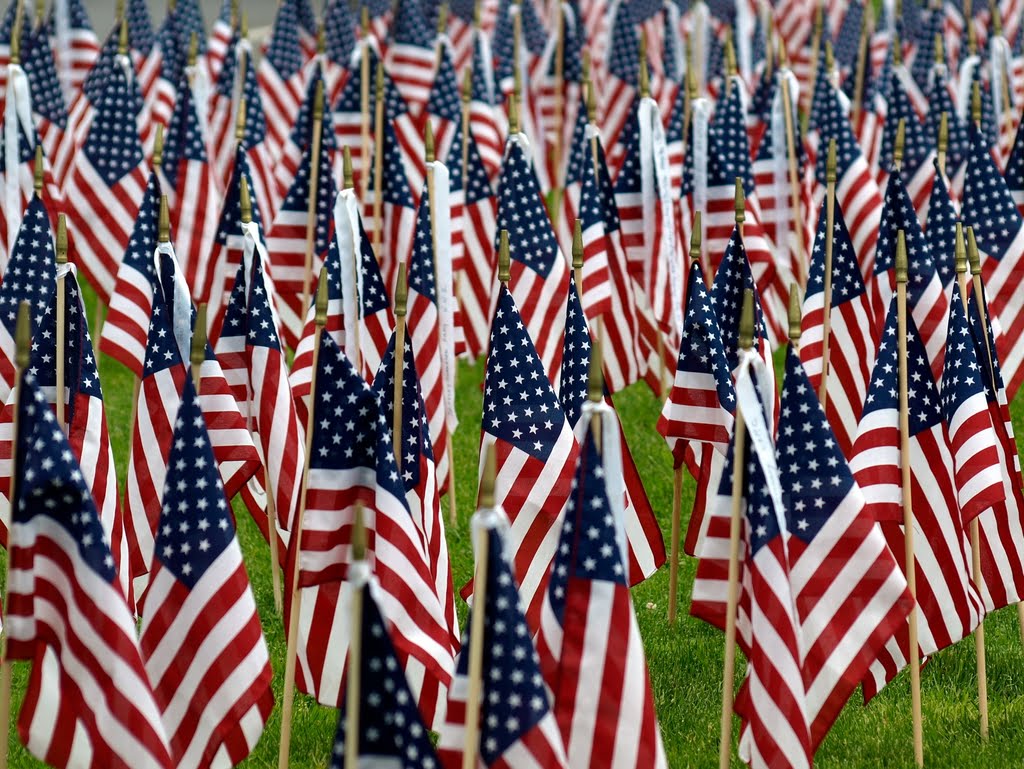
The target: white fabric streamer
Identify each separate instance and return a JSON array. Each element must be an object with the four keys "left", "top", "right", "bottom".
[
  {"left": 334, "top": 190, "right": 363, "bottom": 364},
  {"left": 154, "top": 242, "right": 196, "bottom": 365},
  {"left": 430, "top": 160, "right": 458, "bottom": 432},
  {"left": 734, "top": 0, "right": 755, "bottom": 83},
  {"left": 664, "top": 1, "right": 685, "bottom": 79},
  {"left": 957, "top": 56, "right": 980, "bottom": 122},
  {"left": 991, "top": 36, "right": 1012, "bottom": 121},
  {"left": 54, "top": 0, "right": 72, "bottom": 101},
  {"left": 4, "top": 63, "right": 32, "bottom": 273},
  {"left": 691, "top": 97, "right": 712, "bottom": 241},
  {"left": 241, "top": 220, "right": 285, "bottom": 341},
  {"left": 691, "top": 1, "right": 709, "bottom": 94}
]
